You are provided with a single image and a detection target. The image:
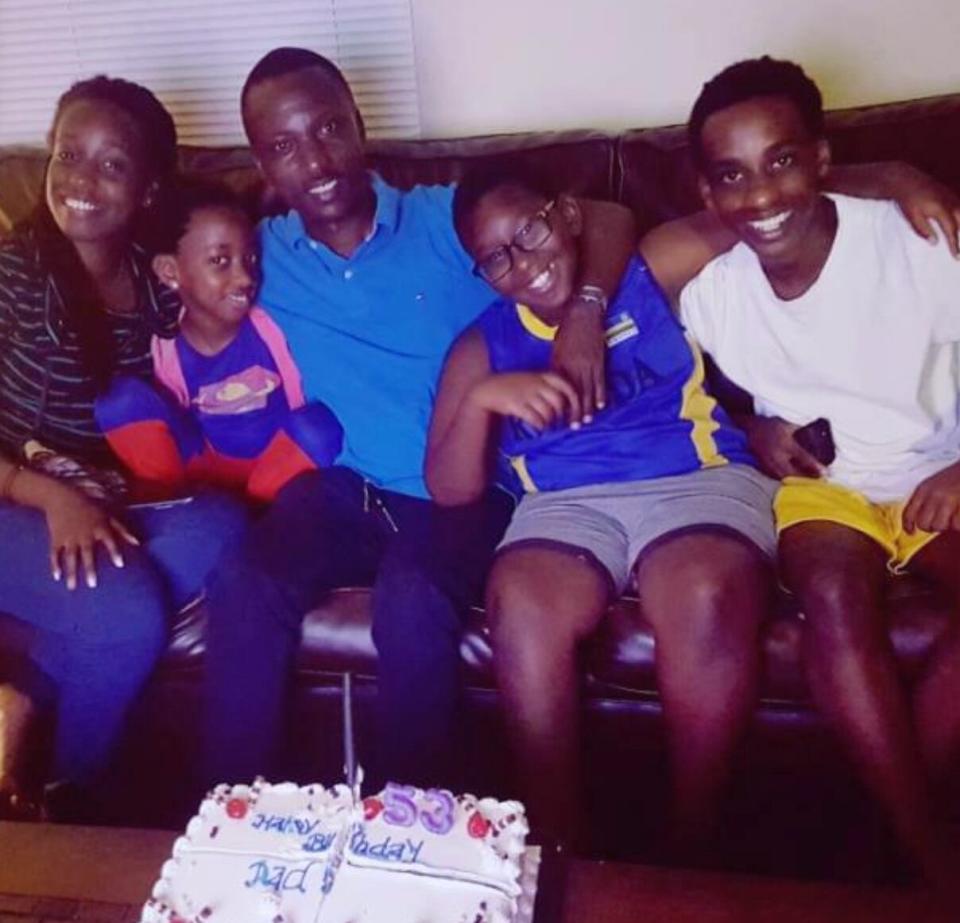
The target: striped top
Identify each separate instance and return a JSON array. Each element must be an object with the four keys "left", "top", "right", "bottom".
[
  {"left": 0, "top": 228, "right": 179, "bottom": 463},
  {"left": 475, "top": 255, "right": 755, "bottom": 496}
]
